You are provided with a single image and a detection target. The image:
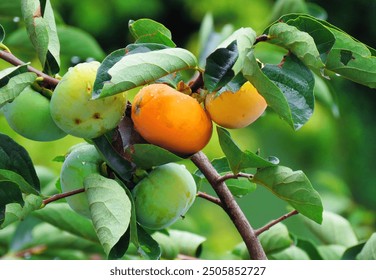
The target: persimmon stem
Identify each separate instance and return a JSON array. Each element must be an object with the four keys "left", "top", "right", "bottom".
[
  {"left": 0, "top": 50, "right": 60, "bottom": 88},
  {"left": 197, "top": 191, "right": 223, "bottom": 207},
  {"left": 42, "top": 188, "right": 85, "bottom": 206},
  {"left": 255, "top": 34, "right": 269, "bottom": 44},
  {"left": 255, "top": 210, "right": 299, "bottom": 236},
  {"left": 191, "top": 151, "right": 267, "bottom": 260}
]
